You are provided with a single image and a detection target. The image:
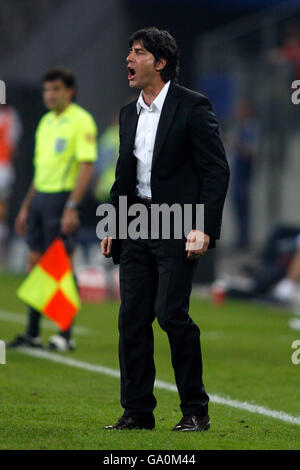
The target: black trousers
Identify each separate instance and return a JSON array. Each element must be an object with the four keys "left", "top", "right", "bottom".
[{"left": 118, "top": 236, "right": 209, "bottom": 420}]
